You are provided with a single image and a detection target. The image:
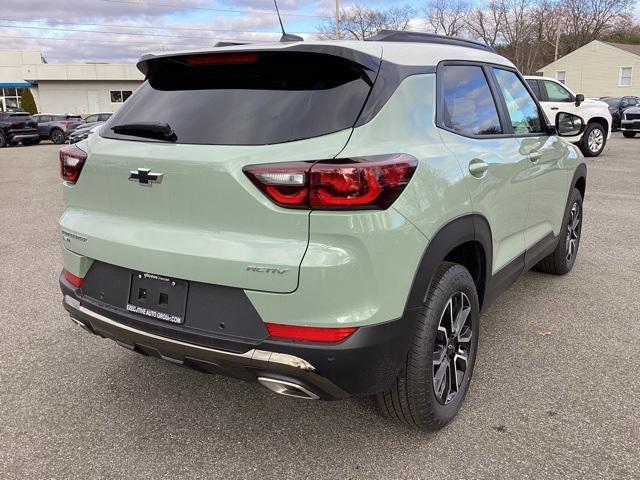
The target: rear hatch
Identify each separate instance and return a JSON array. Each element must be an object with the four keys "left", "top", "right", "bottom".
[{"left": 60, "top": 44, "right": 382, "bottom": 293}]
